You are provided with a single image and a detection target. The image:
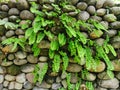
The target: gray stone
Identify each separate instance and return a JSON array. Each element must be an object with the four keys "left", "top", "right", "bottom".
[
  {"left": 56, "top": 77, "right": 61, "bottom": 83},
  {"left": 0, "top": 66, "right": 6, "bottom": 74},
  {"left": 14, "top": 59, "right": 27, "bottom": 65},
  {"left": 38, "top": 40, "right": 50, "bottom": 49},
  {"left": 27, "top": 54, "right": 38, "bottom": 64},
  {"left": 63, "top": 5, "right": 76, "bottom": 12},
  {"left": 1, "top": 5, "right": 9, "bottom": 12},
  {"left": 15, "top": 29, "right": 25, "bottom": 35},
  {"left": 23, "top": 81, "right": 33, "bottom": 89},
  {"left": 9, "top": 15, "right": 19, "bottom": 22},
  {"left": 105, "top": 30, "right": 117, "bottom": 37},
  {"left": 104, "top": 14, "right": 117, "bottom": 22},
  {"left": 116, "top": 72, "right": 120, "bottom": 80},
  {"left": 42, "top": 4, "right": 53, "bottom": 11},
  {"left": 33, "top": 87, "right": 49, "bottom": 90},
  {"left": 0, "top": 75, "right": 4, "bottom": 83},
  {"left": 36, "top": 81, "right": 51, "bottom": 88},
  {"left": 39, "top": 56, "right": 48, "bottom": 62},
  {"left": 83, "top": 73, "right": 96, "bottom": 81},
  {"left": 16, "top": 73, "right": 26, "bottom": 83},
  {"left": 98, "top": 78, "right": 119, "bottom": 89},
  {"left": 15, "top": 51, "right": 27, "bottom": 59},
  {"left": 52, "top": 83, "right": 62, "bottom": 90},
  {"left": 84, "top": 0, "right": 96, "bottom": 5},
  {"left": 8, "top": 0, "right": 17, "bottom": 8},
  {"left": 21, "top": 64, "right": 35, "bottom": 73},
  {"left": 17, "top": 0, "right": 29, "bottom": 10},
  {"left": 69, "top": 0, "right": 79, "bottom": 5},
  {"left": 38, "top": 0, "right": 56, "bottom": 4},
  {"left": 61, "top": 71, "right": 67, "bottom": 79},
  {"left": 97, "top": 9, "right": 106, "bottom": 16},
  {"left": 61, "top": 80, "right": 67, "bottom": 88},
  {"left": 67, "top": 63, "right": 82, "bottom": 72},
  {"left": 1, "top": 61, "right": 13, "bottom": 66},
  {"left": 110, "top": 7, "right": 120, "bottom": 15},
  {"left": 104, "top": 0, "right": 115, "bottom": 7},
  {"left": 96, "top": 0, "right": 106, "bottom": 9},
  {"left": 77, "top": 2, "right": 88, "bottom": 11},
  {"left": 8, "top": 82, "right": 15, "bottom": 89},
  {"left": 70, "top": 73, "right": 78, "bottom": 83},
  {"left": 95, "top": 38, "right": 105, "bottom": 46},
  {"left": 26, "top": 73, "right": 34, "bottom": 83},
  {"left": 0, "top": 84, "right": 3, "bottom": 90},
  {"left": 8, "top": 8, "right": 19, "bottom": 15},
  {"left": 100, "top": 21, "right": 109, "bottom": 30},
  {"left": 111, "top": 21, "right": 120, "bottom": 29},
  {"left": 91, "top": 16, "right": 102, "bottom": 21},
  {"left": 7, "top": 54, "right": 15, "bottom": 60},
  {"left": 112, "top": 59, "right": 120, "bottom": 71},
  {"left": 3, "top": 81, "right": 9, "bottom": 87},
  {"left": 95, "top": 87, "right": 107, "bottom": 90},
  {"left": 5, "top": 74, "right": 15, "bottom": 81},
  {"left": 87, "top": 6, "right": 96, "bottom": 15},
  {"left": 78, "top": 11, "right": 90, "bottom": 21},
  {"left": 5, "top": 30, "right": 15, "bottom": 37},
  {"left": 20, "top": 10, "right": 34, "bottom": 20},
  {"left": 14, "top": 82, "right": 23, "bottom": 90}
]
